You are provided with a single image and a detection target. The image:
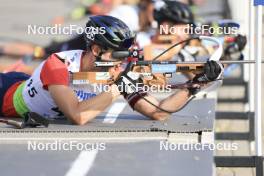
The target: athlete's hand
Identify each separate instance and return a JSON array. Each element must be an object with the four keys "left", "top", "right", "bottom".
[
  {"left": 224, "top": 34, "right": 247, "bottom": 60},
  {"left": 193, "top": 60, "right": 224, "bottom": 82},
  {"left": 114, "top": 62, "right": 143, "bottom": 95},
  {"left": 108, "top": 64, "right": 123, "bottom": 82}
]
